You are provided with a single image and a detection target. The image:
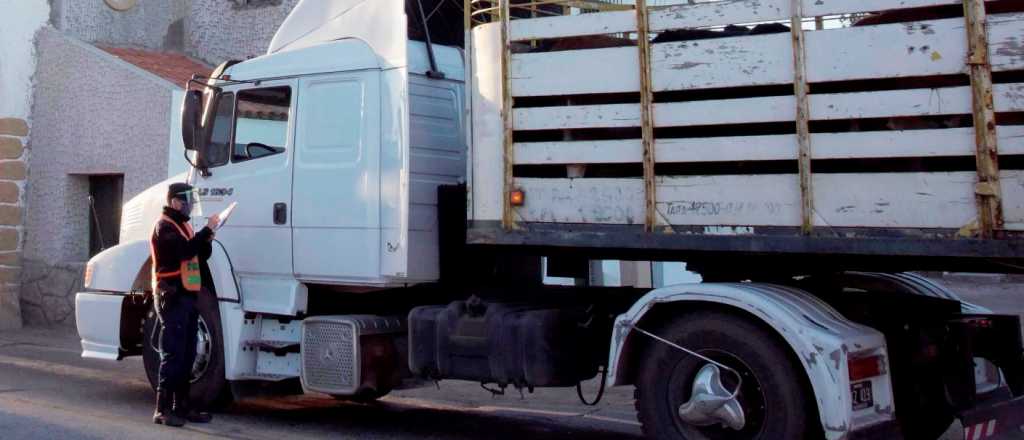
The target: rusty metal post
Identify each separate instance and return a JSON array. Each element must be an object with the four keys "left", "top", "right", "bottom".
[
  {"left": 791, "top": 0, "right": 814, "bottom": 235},
  {"left": 963, "top": 0, "right": 1003, "bottom": 238},
  {"left": 501, "top": 0, "right": 517, "bottom": 230},
  {"left": 636, "top": 0, "right": 657, "bottom": 232}
]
